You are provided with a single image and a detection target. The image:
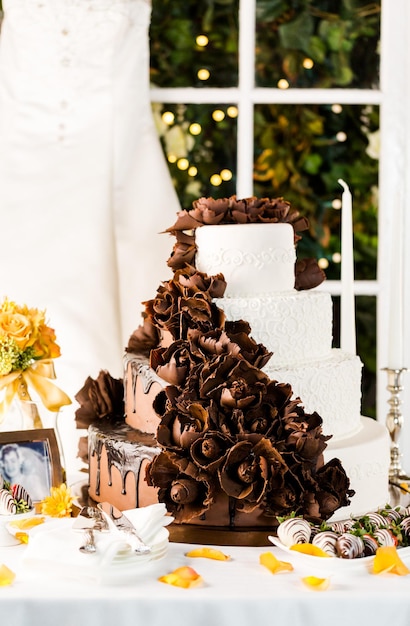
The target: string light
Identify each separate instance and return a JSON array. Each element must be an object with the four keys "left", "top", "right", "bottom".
[
  {"left": 188, "top": 166, "right": 198, "bottom": 176},
  {"left": 332, "top": 199, "right": 342, "bottom": 210},
  {"left": 277, "top": 78, "right": 289, "bottom": 90},
  {"left": 168, "top": 154, "right": 177, "bottom": 163},
  {"left": 196, "top": 35, "right": 209, "bottom": 47},
  {"left": 198, "top": 68, "right": 210, "bottom": 81},
  {"left": 227, "top": 106, "right": 238, "bottom": 118},
  {"left": 332, "top": 252, "right": 342, "bottom": 263},
  {"left": 210, "top": 174, "right": 222, "bottom": 186},
  {"left": 336, "top": 131, "right": 347, "bottom": 142},
  {"left": 212, "top": 109, "right": 225, "bottom": 122},
  {"left": 162, "top": 111, "right": 175, "bottom": 125},
  {"left": 177, "top": 158, "right": 189, "bottom": 170},
  {"left": 318, "top": 258, "right": 329, "bottom": 269},
  {"left": 220, "top": 169, "right": 232, "bottom": 181},
  {"left": 332, "top": 104, "right": 343, "bottom": 114},
  {"left": 189, "top": 123, "right": 202, "bottom": 135},
  {"left": 302, "top": 58, "right": 314, "bottom": 69}
]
